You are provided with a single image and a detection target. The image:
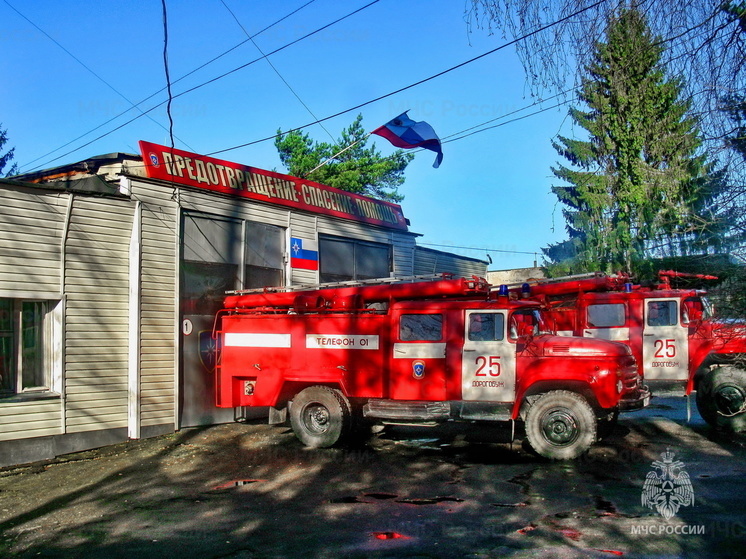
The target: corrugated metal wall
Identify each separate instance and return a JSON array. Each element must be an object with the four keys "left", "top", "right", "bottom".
[
  {"left": 413, "top": 246, "right": 487, "bottom": 277},
  {"left": 134, "top": 181, "right": 178, "bottom": 432},
  {"left": 0, "top": 184, "right": 137, "bottom": 445},
  {"left": 0, "top": 187, "right": 66, "bottom": 296},
  {"left": 64, "top": 196, "right": 133, "bottom": 434},
  {"left": 0, "top": 186, "right": 66, "bottom": 442}
]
